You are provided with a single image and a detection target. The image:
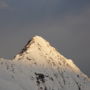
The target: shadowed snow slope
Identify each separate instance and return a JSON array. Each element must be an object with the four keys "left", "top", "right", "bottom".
[{"left": 0, "top": 36, "right": 90, "bottom": 90}]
